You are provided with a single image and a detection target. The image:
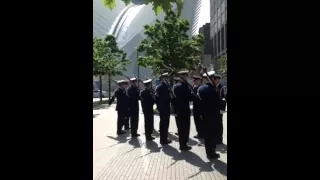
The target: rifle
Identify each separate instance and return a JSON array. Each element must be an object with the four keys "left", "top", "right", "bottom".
[
  {"left": 109, "top": 79, "right": 121, "bottom": 87},
  {"left": 198, "top": 63, "right": 214, "bottom": 85},
  {"left": 161, "top": 63, "right": 194, "bottom": 90}
]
